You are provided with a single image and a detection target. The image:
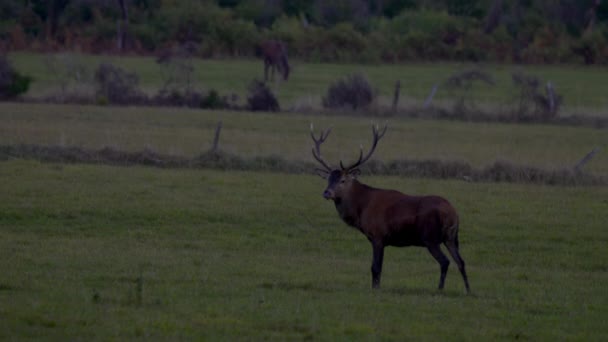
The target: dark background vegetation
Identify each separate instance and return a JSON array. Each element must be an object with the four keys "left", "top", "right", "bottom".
[{"left": 2, "top": 0, "right": 608, "bottom": 64}]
